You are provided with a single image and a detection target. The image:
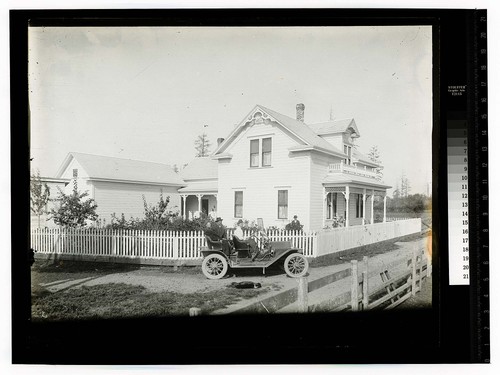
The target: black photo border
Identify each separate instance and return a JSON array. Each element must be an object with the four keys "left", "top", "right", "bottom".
[{"left": 10, "top": 8, "right": 488, "bottom": 364}]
